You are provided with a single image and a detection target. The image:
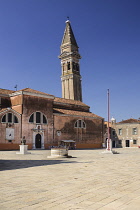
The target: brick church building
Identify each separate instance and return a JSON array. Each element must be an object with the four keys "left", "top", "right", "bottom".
[{"left": 0, "top": 20, "right": 104, "bottom": 150}]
